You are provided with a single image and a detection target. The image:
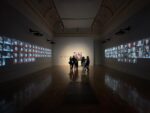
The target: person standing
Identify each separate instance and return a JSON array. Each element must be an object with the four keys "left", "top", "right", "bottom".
[
  {"left": 74, "top": 57, "right": 78, "bottom": 69},
  {"left": 69, "top": 56, "right": 73, "bottom": 70},
  {"left": 81, "top": 56, "right": 85, "bottom": 66},
  {"left": 84, "top": 56, "right": 90, "bottom": 71},
  {"left": 72, "top": 56, "right": 76, "bottom": 69}
]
